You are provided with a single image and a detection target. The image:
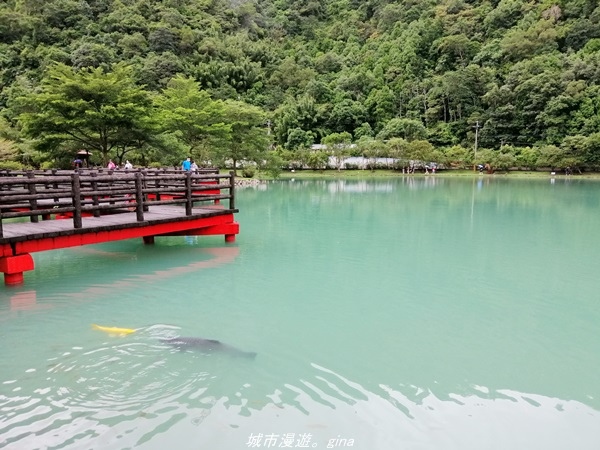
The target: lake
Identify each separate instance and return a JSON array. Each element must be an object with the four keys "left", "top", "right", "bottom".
[{"left": 1, "top": 176, "right": 599, "bottom": 449}]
